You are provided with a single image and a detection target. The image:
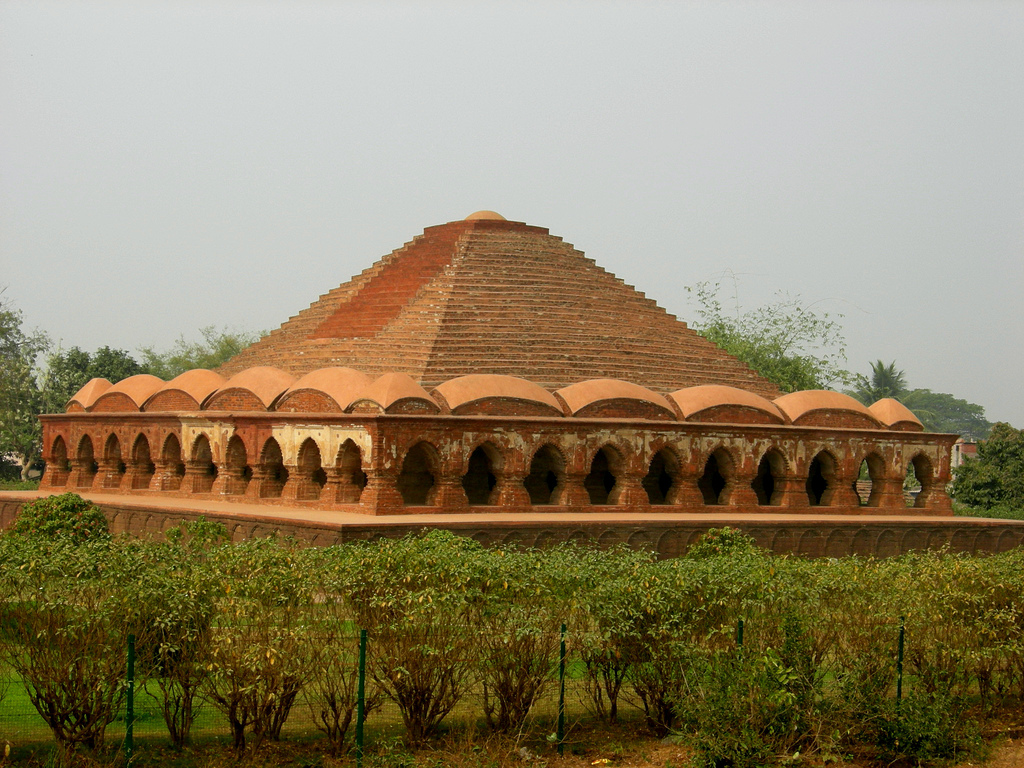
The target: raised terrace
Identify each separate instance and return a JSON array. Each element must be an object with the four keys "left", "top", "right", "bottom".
[{"left": 13, "top": 211, "right": 988, "bottom": 555}]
